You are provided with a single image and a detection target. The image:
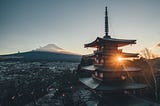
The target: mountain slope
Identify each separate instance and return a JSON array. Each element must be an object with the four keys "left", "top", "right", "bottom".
[
  {"left": 0, "top": 44, "right": 81, "bottom": 62},
  {"left": 0, "top": 51, "right": 81, "bottom": 62}
]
